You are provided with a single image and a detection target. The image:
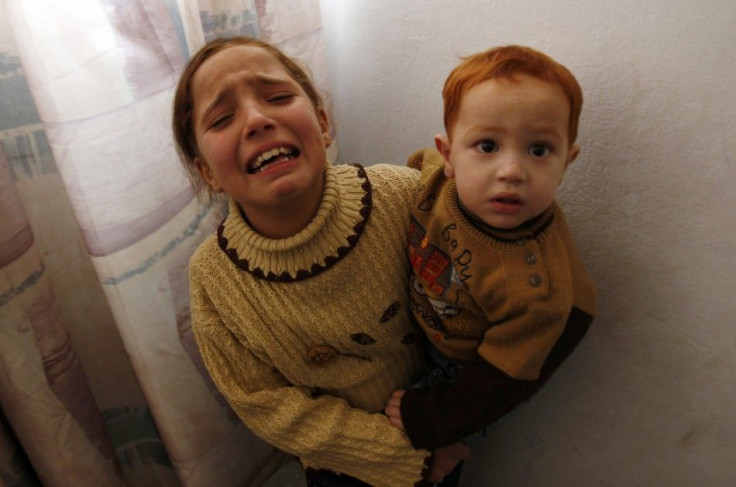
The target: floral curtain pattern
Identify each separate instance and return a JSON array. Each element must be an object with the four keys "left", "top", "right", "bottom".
[{"left": 0, "top": 1, "right": 333, "bottom": 485}]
